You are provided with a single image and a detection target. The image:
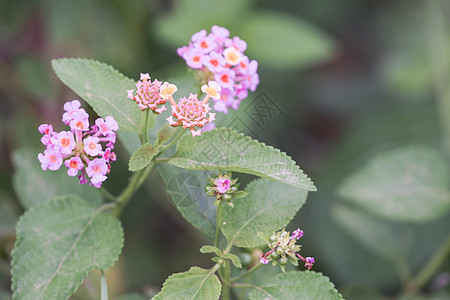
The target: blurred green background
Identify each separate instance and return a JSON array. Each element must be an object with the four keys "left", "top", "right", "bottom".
[{"left": 1, "top": 0, "right": 449, "bottom": 299}]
